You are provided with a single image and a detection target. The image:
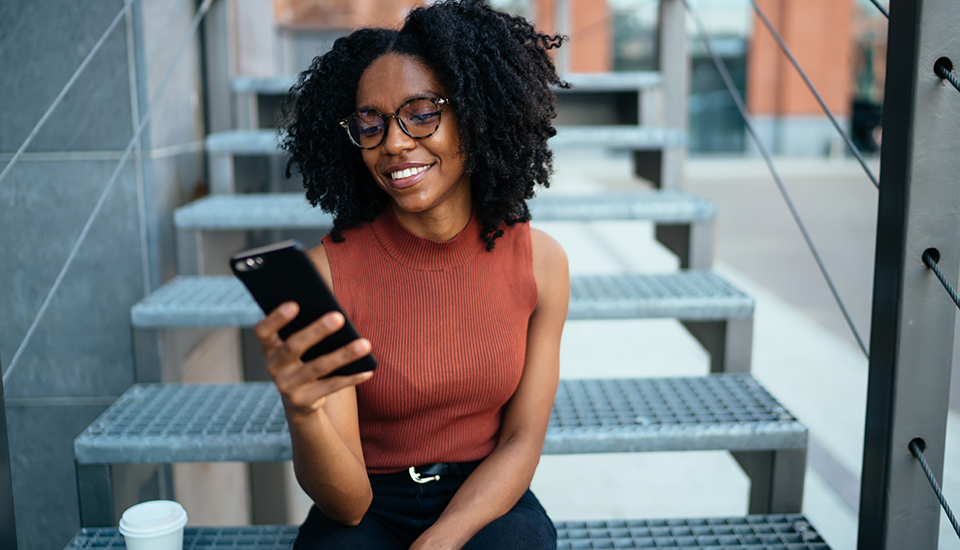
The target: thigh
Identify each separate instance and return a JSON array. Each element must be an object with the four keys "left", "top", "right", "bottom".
[
  {"left": 294, "top": 505, "right": 407, "bottom": 550},
  {"left": 461, "top": 490, "right": 557, "bottom": 550}
]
